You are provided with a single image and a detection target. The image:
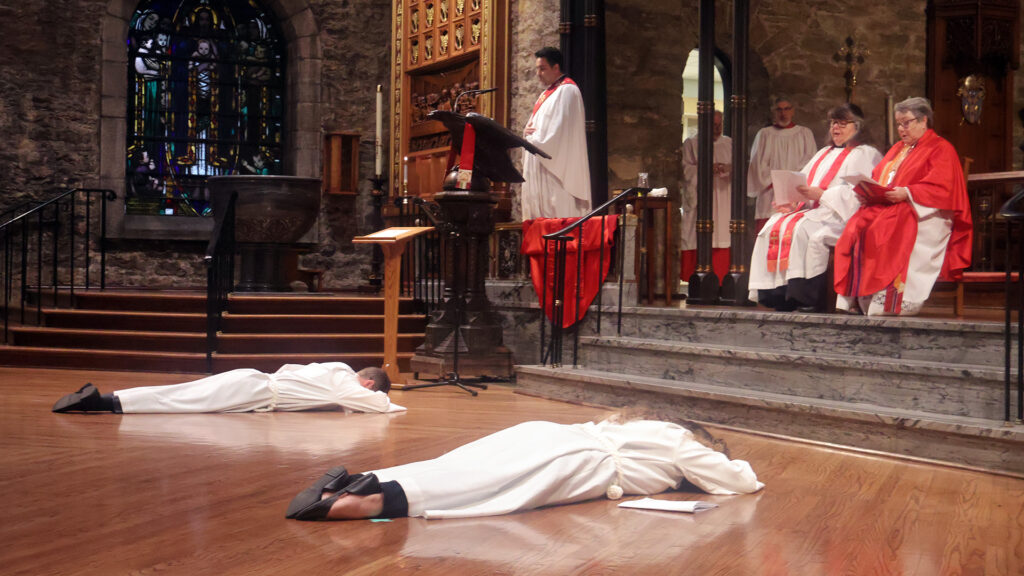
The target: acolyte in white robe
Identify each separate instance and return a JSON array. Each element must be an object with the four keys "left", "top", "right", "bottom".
[
  {"left": 521, "top": 82, "right": 592, "bottom": 220},
  {"left": 373, "top": 419, "right": 763, "bottom": 520},
  {"left": 114, "top": 362, "right": 405, "bottom": 414},
  {"left": 681, "top": 134, "right": 733, "bottom": 250},
  {"left": 748, "top": 144, "right": 883, "bottom": 299},
  {"left": 747, "top": 124, "right": 818, "bottom": 220}
]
